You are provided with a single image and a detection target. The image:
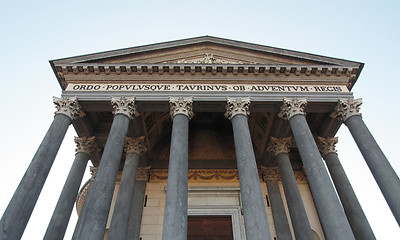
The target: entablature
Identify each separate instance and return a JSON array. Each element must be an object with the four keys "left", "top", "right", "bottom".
[{"left": 55, "top": 63, "right": 359, "bottom": 90}]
